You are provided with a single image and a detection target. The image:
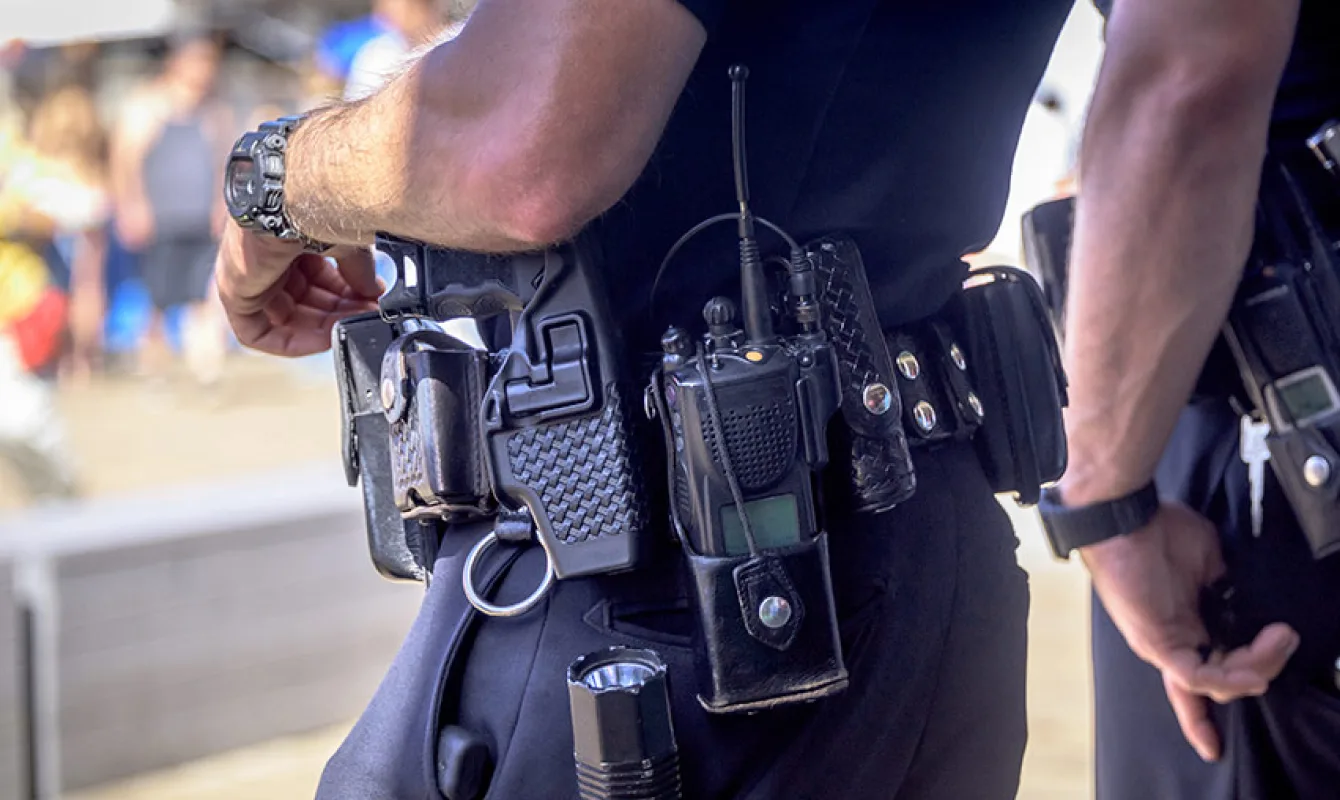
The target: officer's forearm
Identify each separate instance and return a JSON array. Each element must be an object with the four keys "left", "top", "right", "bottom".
[
  {"left": 284, "top": 52, "right": 566, "bottom": 251},
  {"left": 1059, "top": 6, "right": 1296, "bottom": 508},
  {"left": 283, "top": 0, "right": 704, "bottom": 251}
]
